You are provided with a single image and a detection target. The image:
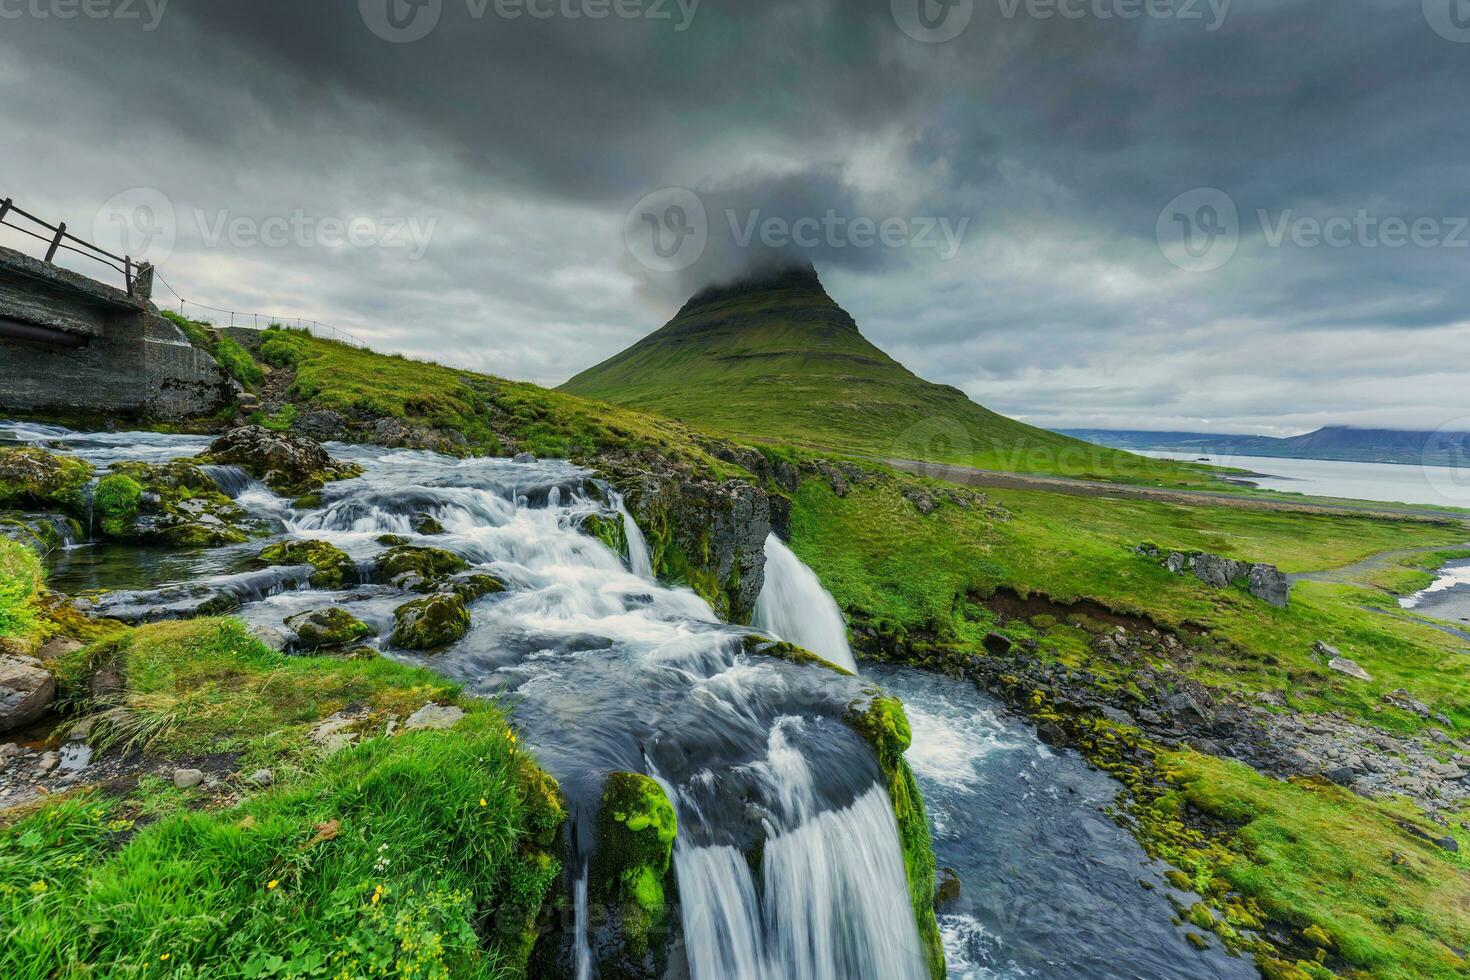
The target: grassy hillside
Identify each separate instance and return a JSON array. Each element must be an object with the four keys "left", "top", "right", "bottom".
[{"left": 561, "top": 266, "right": 1222, "bottom": 487}]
